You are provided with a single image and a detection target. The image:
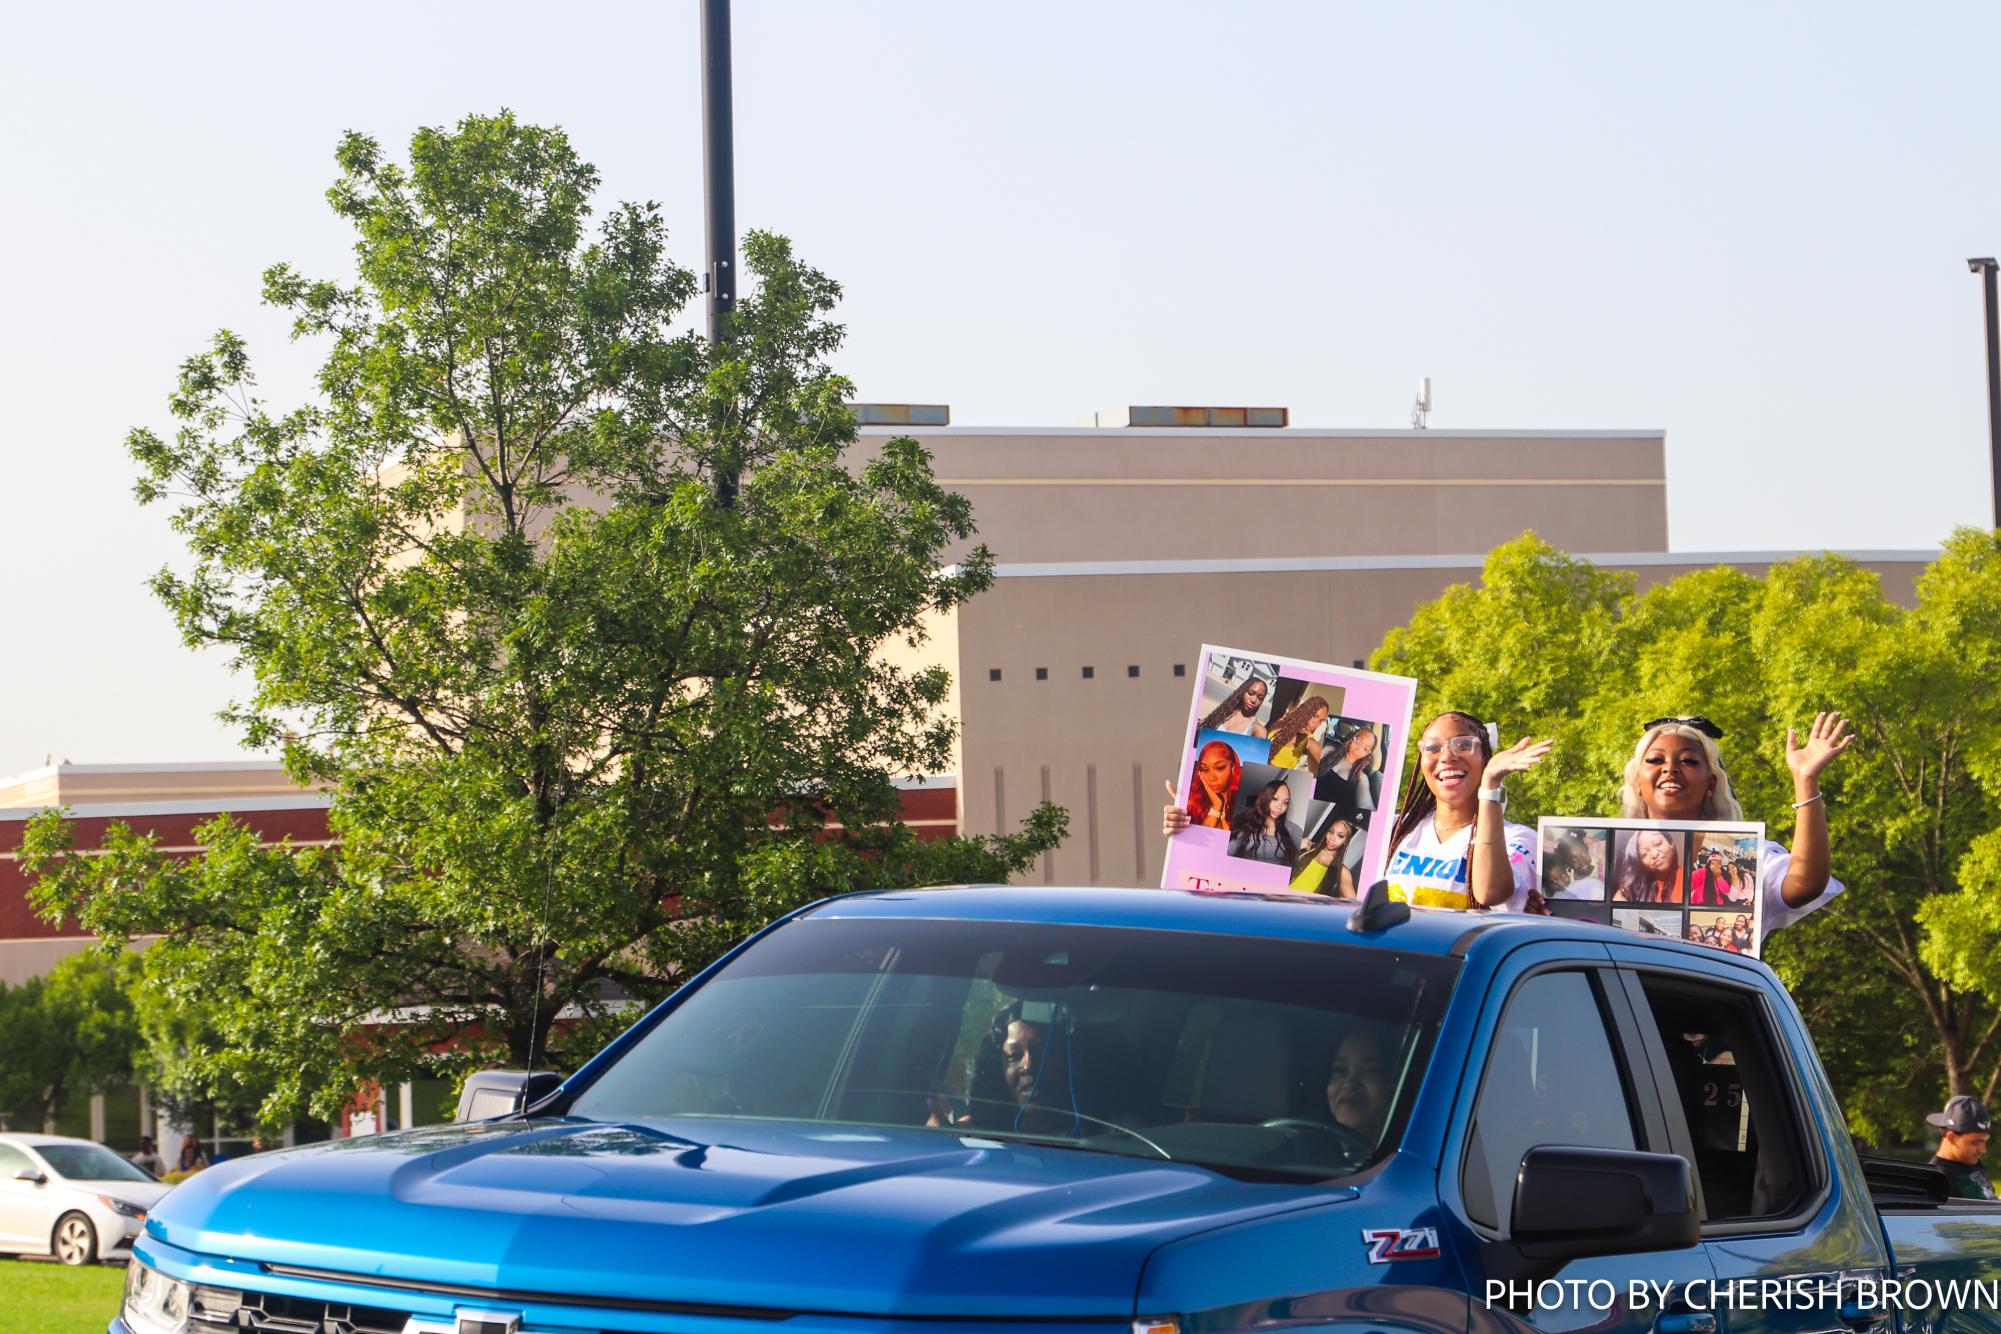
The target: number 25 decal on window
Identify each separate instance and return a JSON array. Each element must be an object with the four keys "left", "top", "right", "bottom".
[
  {"left": 1362, "top": 1227, "right": 1441, "bottom": 1263},
  {"left": 1701, "top": 1080, "right": 1743, "bottom": 1107}
]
